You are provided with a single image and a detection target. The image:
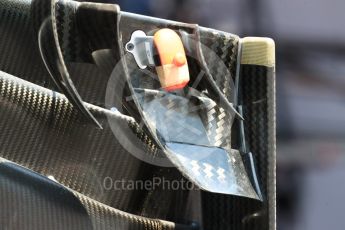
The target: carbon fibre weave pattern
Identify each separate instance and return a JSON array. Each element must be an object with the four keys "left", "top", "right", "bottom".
[
  {"left": 199, "top": 30, "right": 238, "bottom": 100},
  {"left": 0, "top": 159, "right": 175, "bottom": 230},
  {"left": 55, "top": 0, "right": 84, "bottom": 62},
  {"left": 0, "top": 0, "right": 54, "bottom": 88},
  {"left": 0, "top": 0, "right": 121, "bottom": 108},
  {"left": 0, "top": 160, "right": 94, "bottom": 230},
  {"left": 0, "top": 70, "right": 195, "bottom": 227},
  {"left": 242, "top": 66, "right": 269, "bottom": 196},
  {"left": 198, "top": 29, "right": 239, "bottom": 151},
  {"left": 126, "top": 32, "right": 240, "bottom": 154},
  {"left": 0, "top": 0, "right": 275, "bottom": 229},
  {"left": 0, "top": 70, "right": 144, "bottom": 211},
  {"left": 266, "top": 67, "right": 276, "bottom": 230},
  {"left": 201, "top": 65, "right": 274, "bottom": 230}
]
